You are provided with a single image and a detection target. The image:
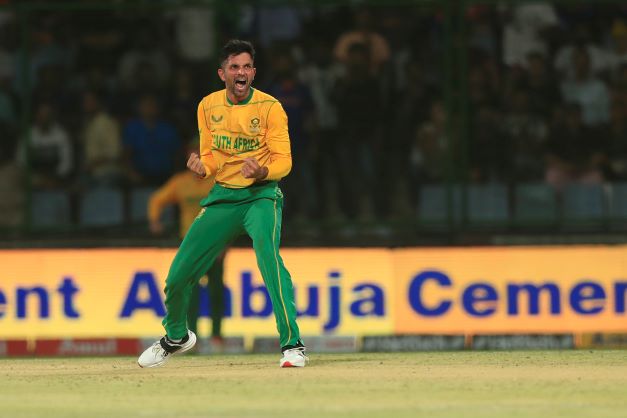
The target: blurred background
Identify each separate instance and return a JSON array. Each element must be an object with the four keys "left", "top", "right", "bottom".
[{"left": 1, "top": 0, "right": 627, "bottom": 248}]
